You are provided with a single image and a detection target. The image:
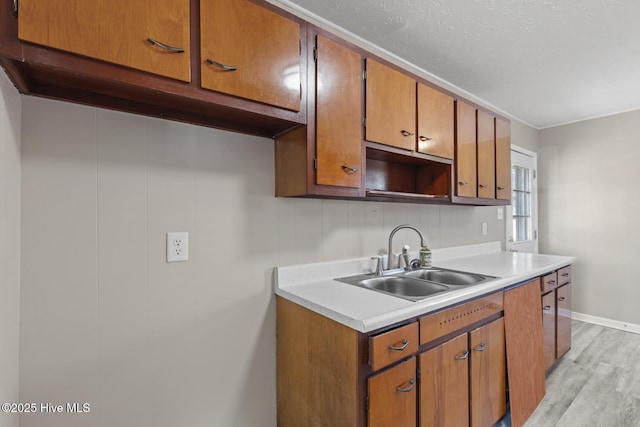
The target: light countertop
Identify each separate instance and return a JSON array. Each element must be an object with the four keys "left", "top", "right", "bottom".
[{"left": 274, "top": 242, "right": 575, "bottom": 333}]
